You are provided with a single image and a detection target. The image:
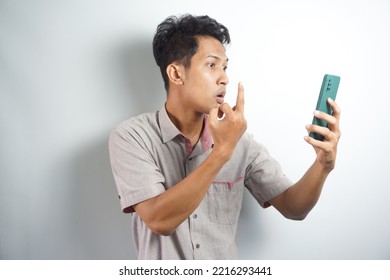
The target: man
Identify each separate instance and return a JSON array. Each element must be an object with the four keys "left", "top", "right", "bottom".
[{"left": 109, "top": 14, "right": 341, "bottom": 259}]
